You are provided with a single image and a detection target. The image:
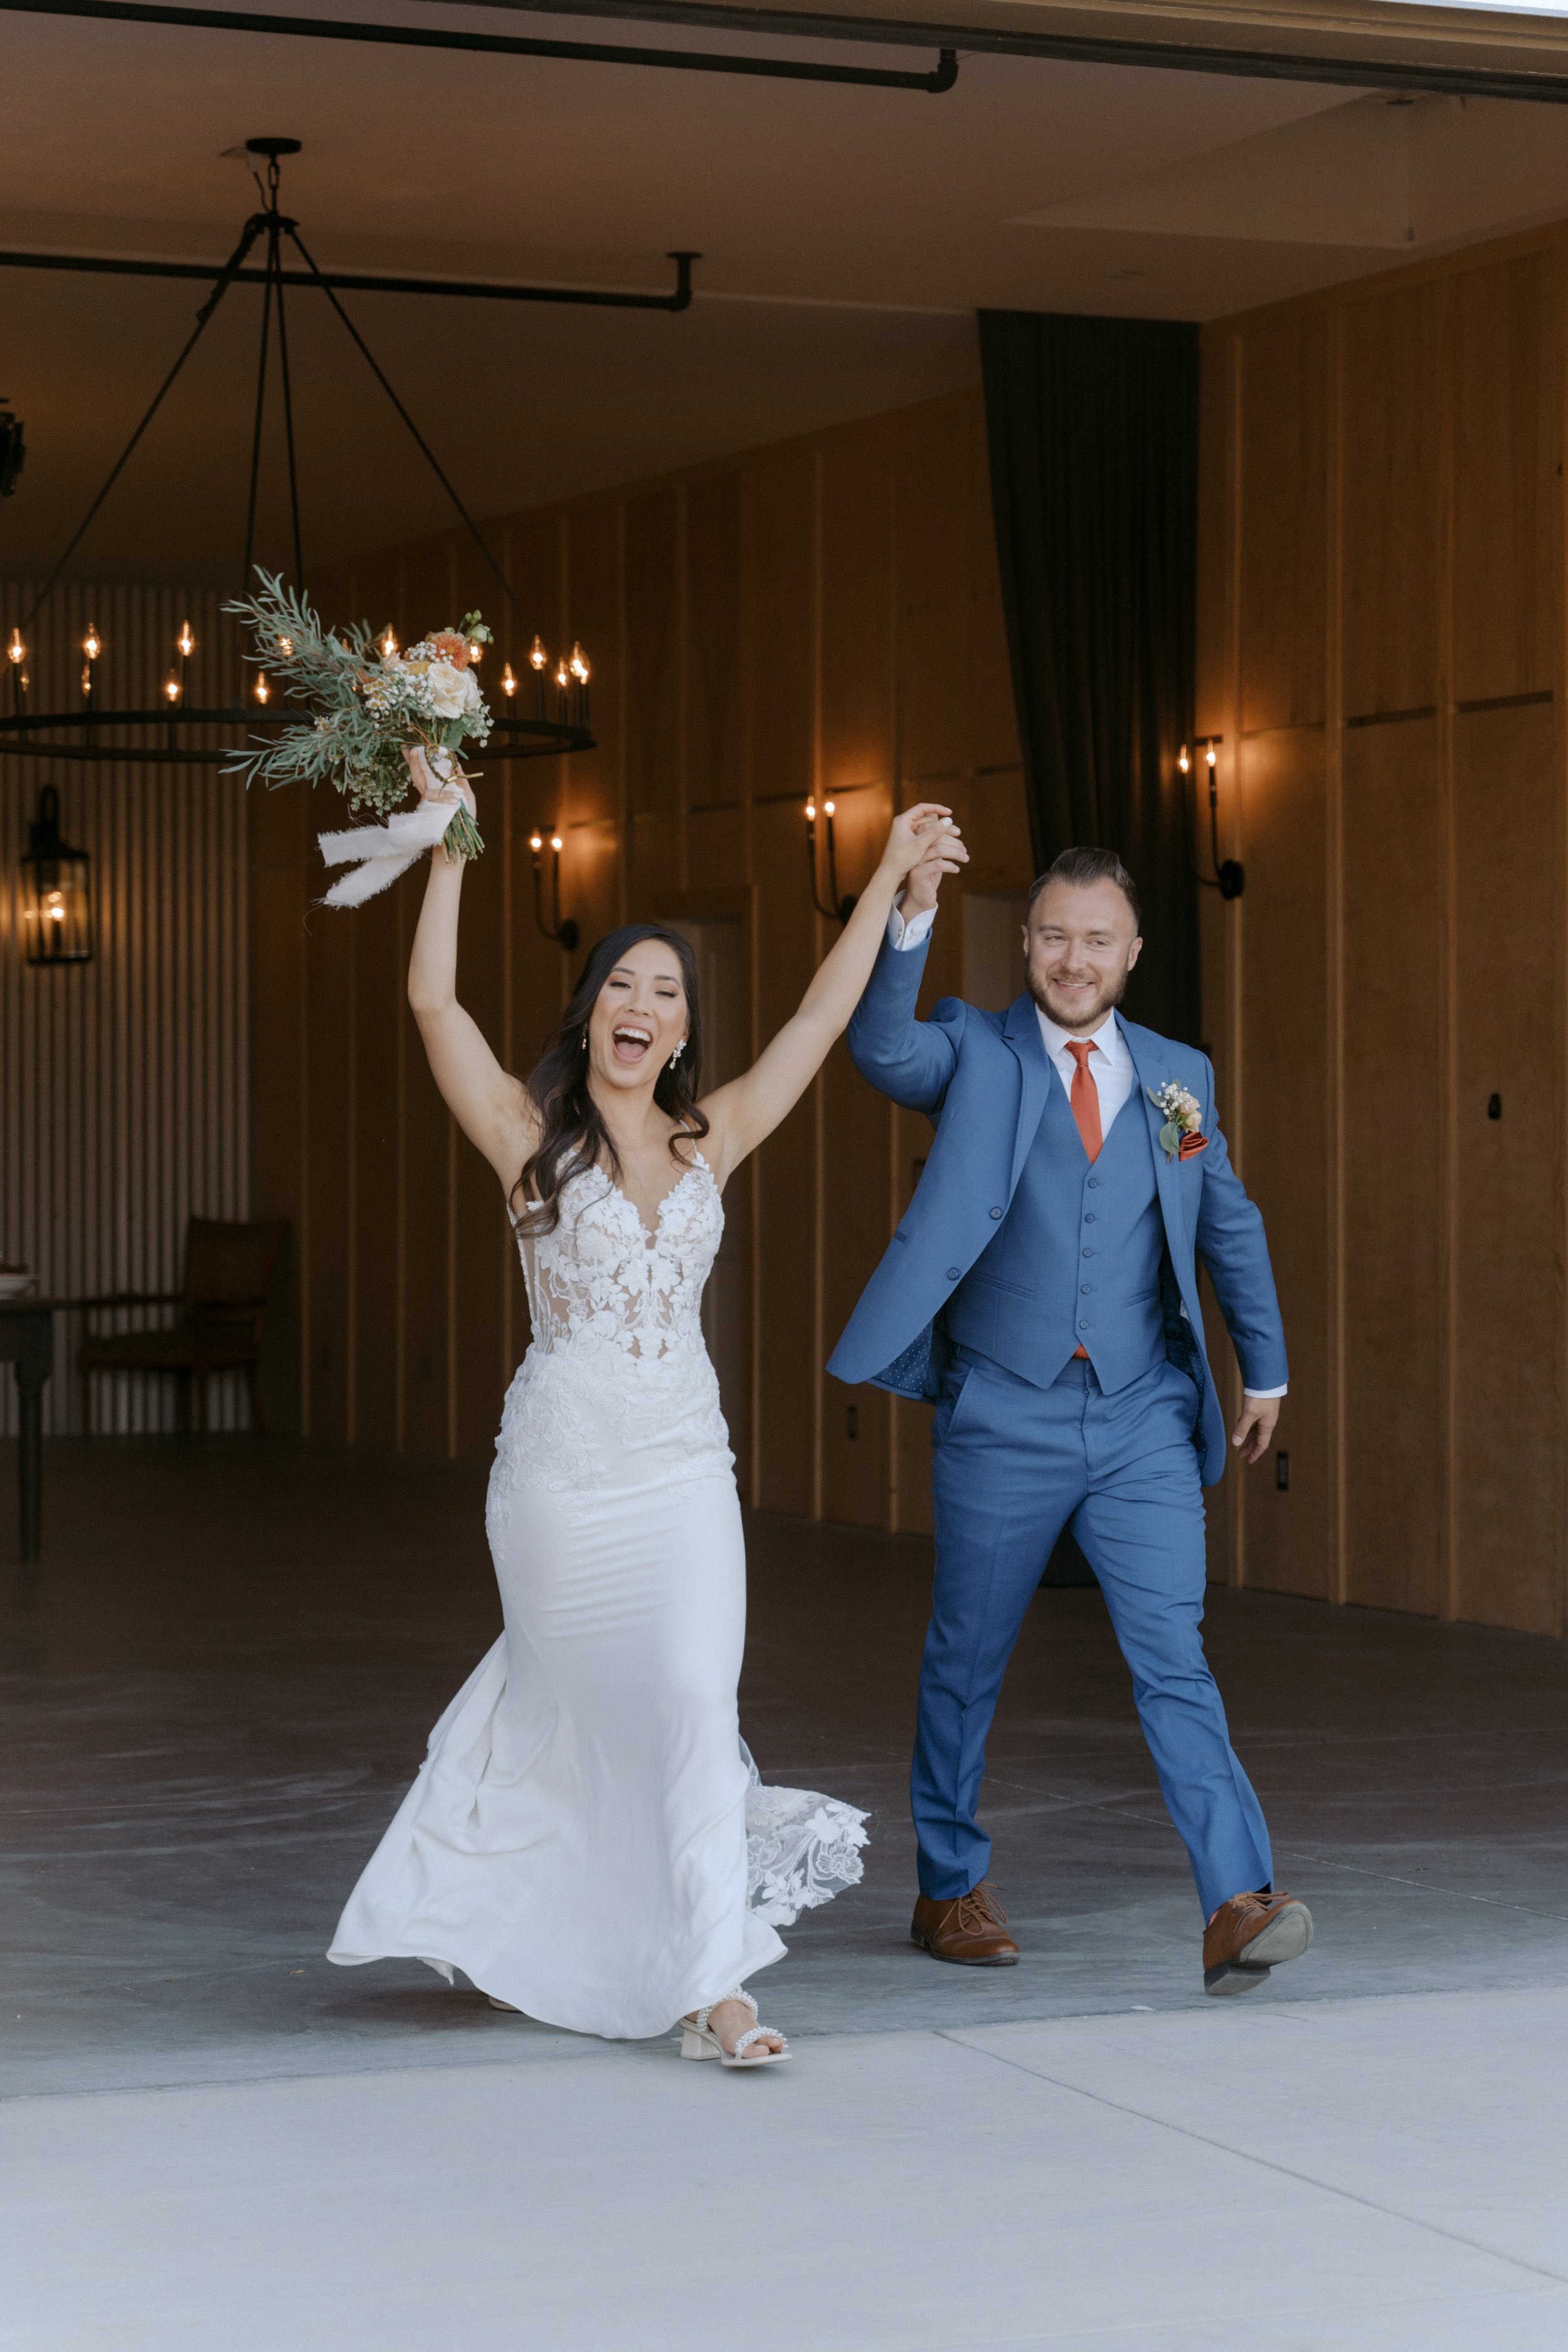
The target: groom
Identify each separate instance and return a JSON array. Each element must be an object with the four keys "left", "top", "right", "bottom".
[{"left": 830, "top": 844, "right": 1312, "bottom": 1996}]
